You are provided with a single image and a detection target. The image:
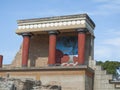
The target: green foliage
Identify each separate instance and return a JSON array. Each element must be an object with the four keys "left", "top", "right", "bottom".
[{"left": 96, "top": 61, "right": 120, "bottom": 74}]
